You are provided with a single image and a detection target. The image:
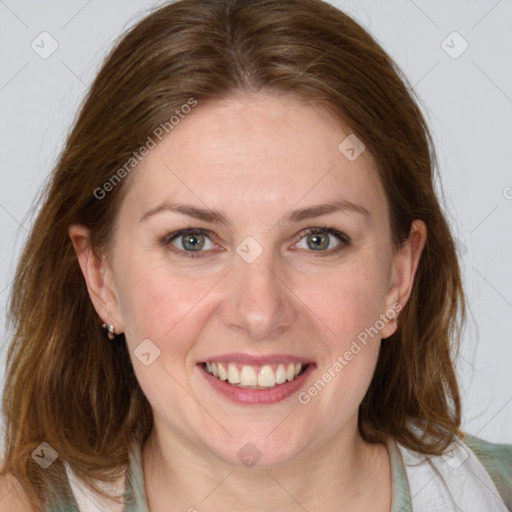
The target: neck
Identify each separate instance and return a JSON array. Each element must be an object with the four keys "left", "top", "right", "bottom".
[{"left": 141, "top": 417, "right": 392, "bottom": 512}]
